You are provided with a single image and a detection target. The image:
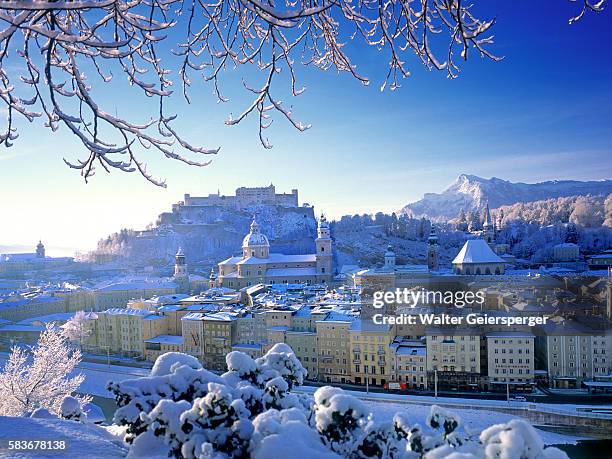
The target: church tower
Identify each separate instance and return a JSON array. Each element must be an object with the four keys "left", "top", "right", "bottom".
[
  {"left": 315, "top": 214, "right": 333, "bottom": 281},
  {"left": 427, "top": 226, "right": 439, "bottom": 271},
  {"left": 36, "top": 241, "right": 45, "bottom": 259},
  {"left": 209, "top": 268, "right": 217, "bottom": 290},
  {"left": 242, "top": 218, "right": 270, "bottom": 259},
  {"left": 483, "top": 203, "right": 495, "bottom": 244},
  {"left": 384, "top": 245, "right": 396, "bottom": 270},
  {"left": 174, "top": 247, "right": 190, "bottom": 293}
]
